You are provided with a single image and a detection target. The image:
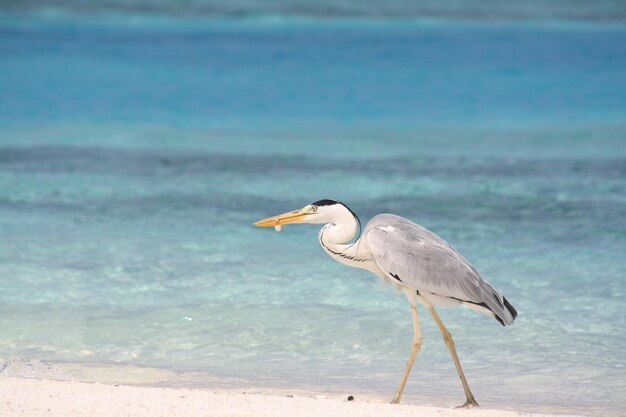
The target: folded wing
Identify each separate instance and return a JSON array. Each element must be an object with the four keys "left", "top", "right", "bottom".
[{"left": 365, "top": 214, "right": 517, "bottom": 326}]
